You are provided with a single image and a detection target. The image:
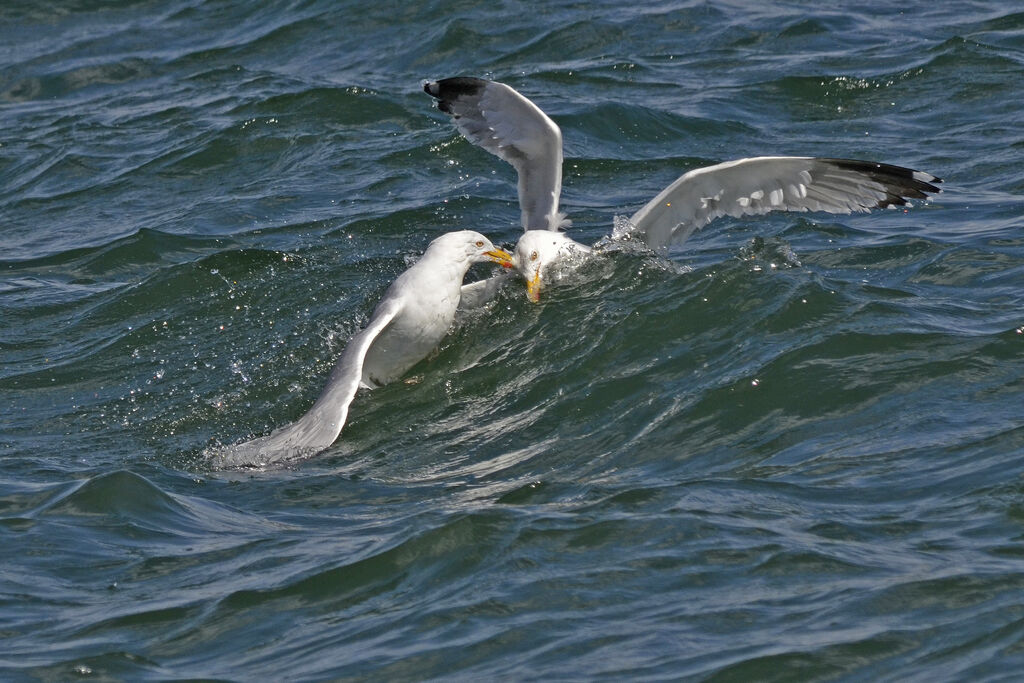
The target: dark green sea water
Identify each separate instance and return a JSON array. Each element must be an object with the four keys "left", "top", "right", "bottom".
[{"left": 3, "top": 1, "right": 1024, "bottom": 680}]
